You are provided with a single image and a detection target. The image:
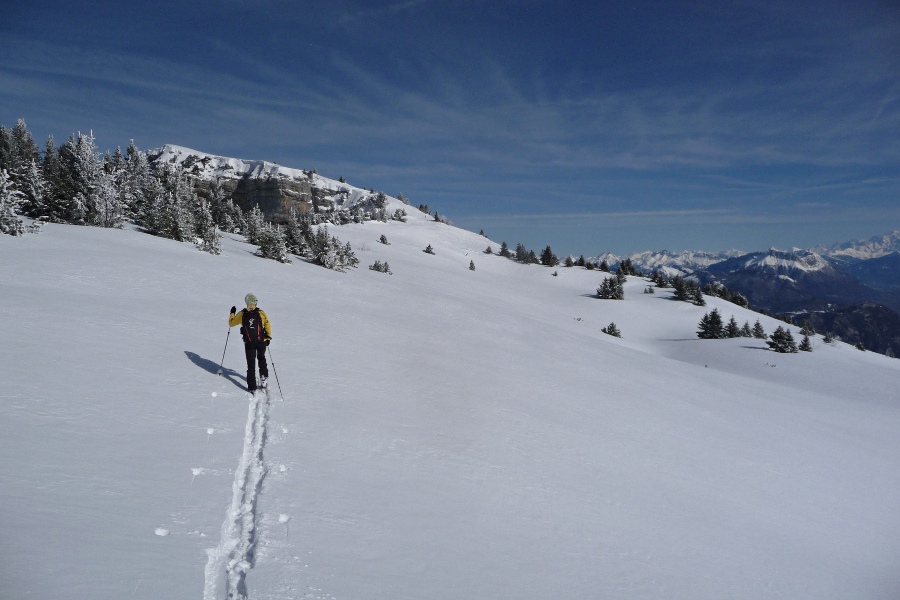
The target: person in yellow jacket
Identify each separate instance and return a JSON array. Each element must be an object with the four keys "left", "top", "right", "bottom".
[{"left": 229, "top": 293, "right": 272, "bottom": 392}]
